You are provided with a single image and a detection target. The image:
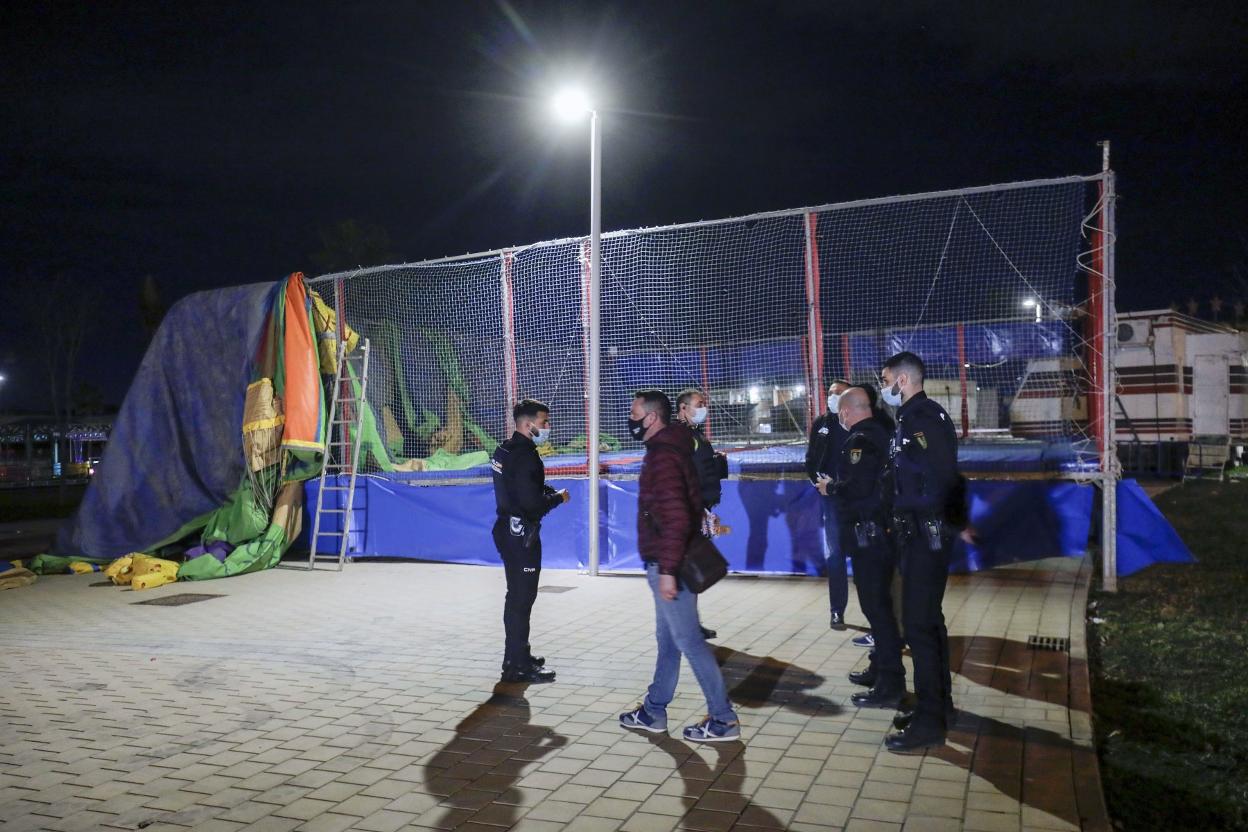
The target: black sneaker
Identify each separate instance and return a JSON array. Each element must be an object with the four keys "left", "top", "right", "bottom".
[
  {"left": 700, "top": 626, "right": 718, "bottom": 640},
  {"left": 829, "top": 611, "right": 847, "bottom": 631}
]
